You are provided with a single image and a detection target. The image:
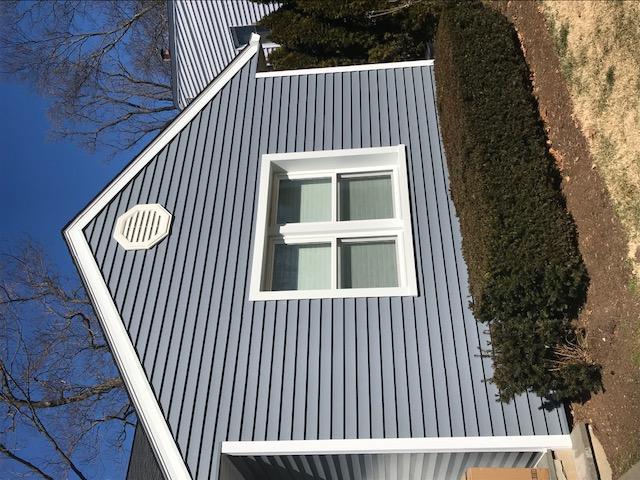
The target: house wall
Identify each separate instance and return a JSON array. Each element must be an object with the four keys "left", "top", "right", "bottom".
[
  {"left": 168, "top": 0, "right": 279, "bottom": 108},
  {"left": 223, "top": 451, "right": 541, "bottom": 480},
  {"left": 83, "top": 53, "right": 569, "bottom": 480},
  {"left": 127, "top": 423, "right": 165, "bottom": 480}
]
